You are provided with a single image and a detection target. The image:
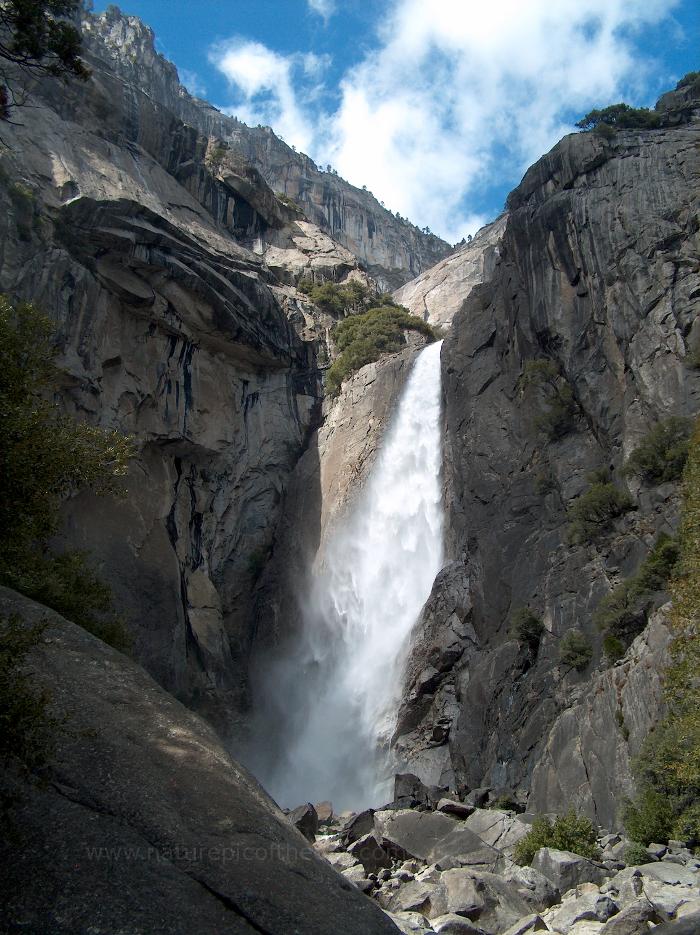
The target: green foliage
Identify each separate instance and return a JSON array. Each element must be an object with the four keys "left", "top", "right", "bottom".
[
  {"left": 511, "top": 607, "right": 544, "bottom": 655},
  {"left": 623, "top": 418, "right": 692, "bottom": 485},
  {"left": 627, "top": 417, "right": 700, "bottom": 848},
  {"left": 326, "top": 305, "right": 436, "bottom": 395},
  {"left": 566, "top": 481, "right": 635, "bottom": 544},
  {"left": 298, "top": 278, "right": 370, "bottom": 317},
  {"left": 0, "top": 614, "right": 54, "bottom": 775},
  {"left": 559, "top": 630, "right": 593, "bottom": 672},
  {"left": 207, "top": 144, "right": 227, "bottom": 169},
  {"left": 520, "top": 359, "right": 576, "bottom": 440},
  {"left": 594, "top": 534, "right": 679, "bottom": 650},
  {"left": 624, "top": 842, "right": 651, "bottom": 866},
  {"left": 603, "top": 633, "right": 625, "bottom": 663},
  {"left": 0, "top": 297, "right": 133, "bottom": 648},
  {"left": 576, "top": 103, "right": 662, "bottom": 132},
  {"left": 513, "top": 810, "right": 599, "bottom": 866},
  {"left": 0, "top": 0, "right": 90, "bottom": 119},
  {"left": 623, "top": 788, "right": 674, "bottom": 845}
]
